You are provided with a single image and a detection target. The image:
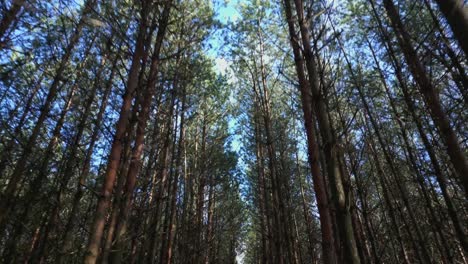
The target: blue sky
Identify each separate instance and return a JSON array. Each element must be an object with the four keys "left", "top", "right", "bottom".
[{"left": 215, "top": 0, "right": 240, "bottom": 23}]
